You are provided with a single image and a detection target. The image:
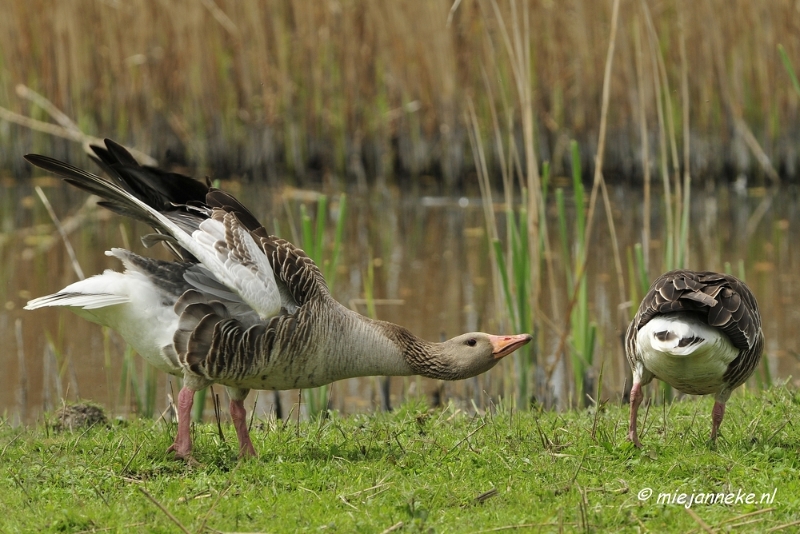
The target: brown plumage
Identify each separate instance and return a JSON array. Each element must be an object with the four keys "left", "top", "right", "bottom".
[
  {"left": 625, "top": 270, "right": 764, "bottom": 447},
  {"left": 24, "top": 139, "right": 532, "bottom": 460}
]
